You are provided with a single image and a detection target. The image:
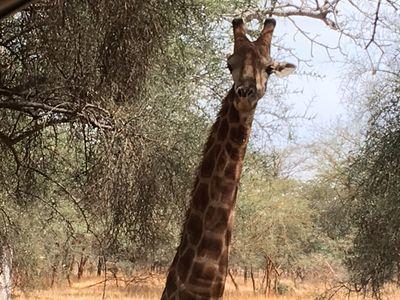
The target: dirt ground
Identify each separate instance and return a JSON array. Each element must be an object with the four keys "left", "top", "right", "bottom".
[{"left": 13, "top": 274, "right": 400, "bottom": 300}]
